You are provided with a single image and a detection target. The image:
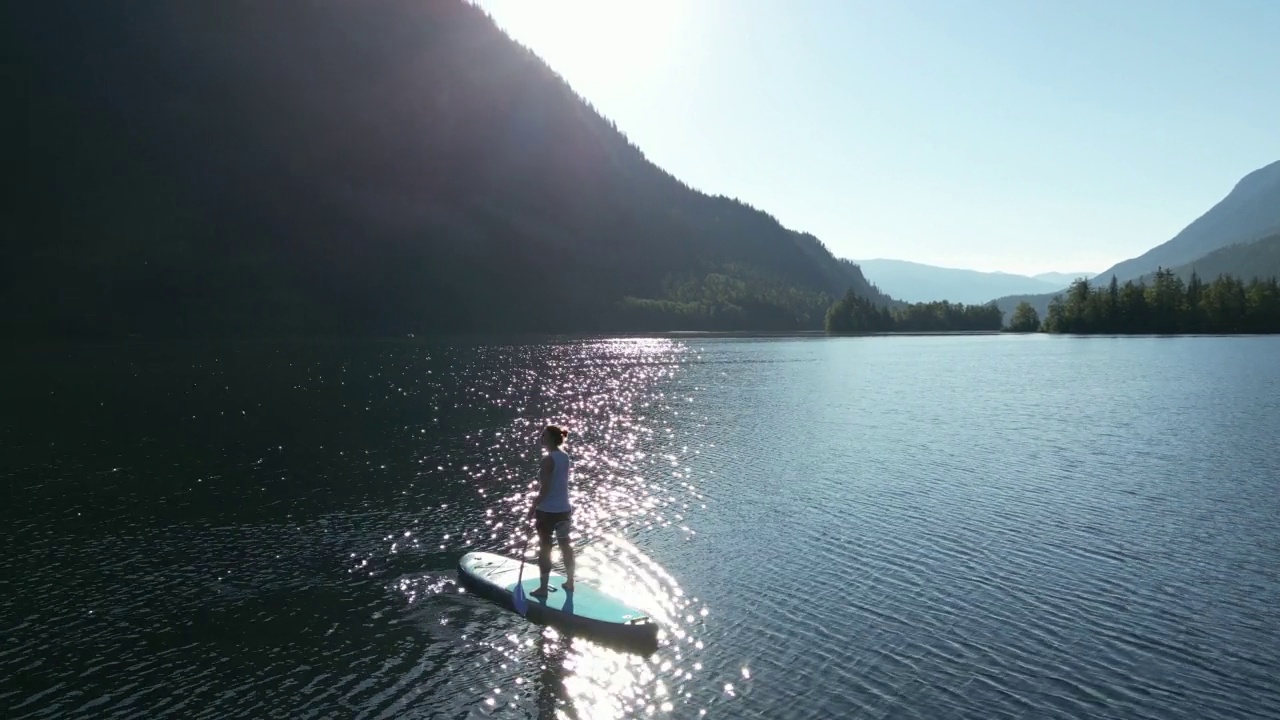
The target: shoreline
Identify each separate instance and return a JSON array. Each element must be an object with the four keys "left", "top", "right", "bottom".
[{"left": 7, "top": 329, "right": 1280, "bottom": 352}]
